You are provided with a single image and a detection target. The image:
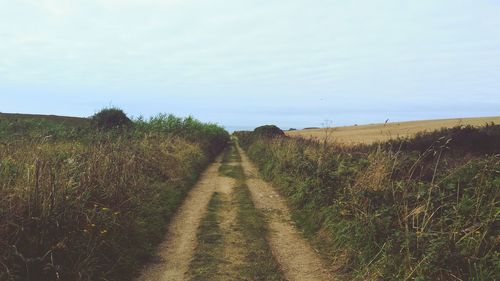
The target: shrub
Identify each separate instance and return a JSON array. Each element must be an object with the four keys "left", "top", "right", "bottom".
[
  {"left": 253, "top": 125, "right": 285, "bottom": 138},
  {"left": 91, "top": 108, "right": 132, "bottom": 130}
]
